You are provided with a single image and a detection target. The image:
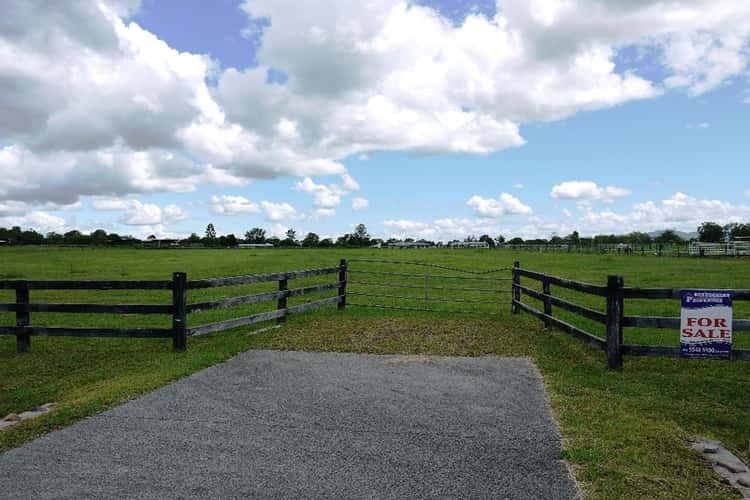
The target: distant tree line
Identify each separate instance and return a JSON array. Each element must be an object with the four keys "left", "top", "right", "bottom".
[
  {"left": 0, "top": 226, "right": 141, "bottom": 246},
  {"left": 696, "top": 222, "right": 750, "bottom": 243},
  {"left": 239, "top": 223, "right": 377, "bottom": 248},
  {"left": 0, "top": 223, "right": 379, "bottom": 248},
  {"left": 1, "top": 221, "right": 748, "bottom": 247}
]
